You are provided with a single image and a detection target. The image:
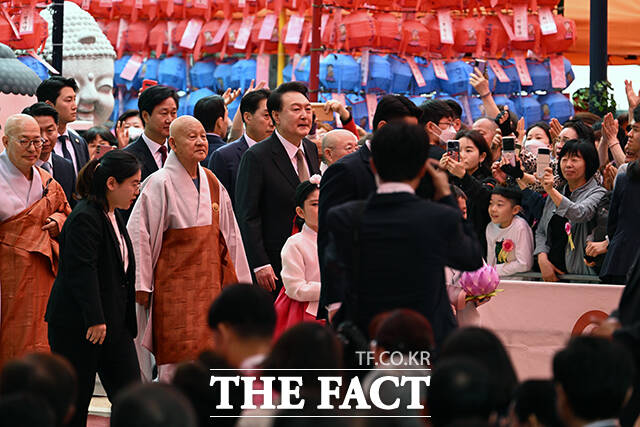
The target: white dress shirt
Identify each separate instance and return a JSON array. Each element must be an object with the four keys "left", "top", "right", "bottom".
[
  {"left": 376, "top": 182, "right": 415, "bottom": 194},
  {"left": 244, "top": 133, "right": 259, "bottom": 148},
  {"left": 141, "top": 133, "right": 168, "bottom": 169},
  {"left": 107, "top": 211, "right": 129, "bottom": 272},
  {"left": 274, "top": 129, "right": 308, "bottom": 175},
  {"left": 36, "top": 158, "right": 53, "bottom": 175},
  {"left": 54, "top": 129, "right": 79, "bottom": 174}
]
